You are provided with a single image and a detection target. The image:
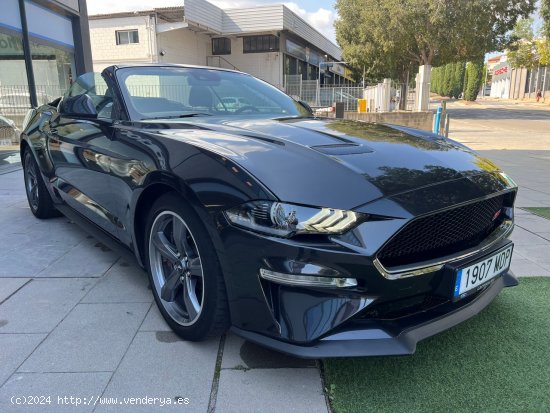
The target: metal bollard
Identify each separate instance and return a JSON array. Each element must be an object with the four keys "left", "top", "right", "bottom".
[{"left": 433, "top": 106, "right": 442, "bottom": 134}]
